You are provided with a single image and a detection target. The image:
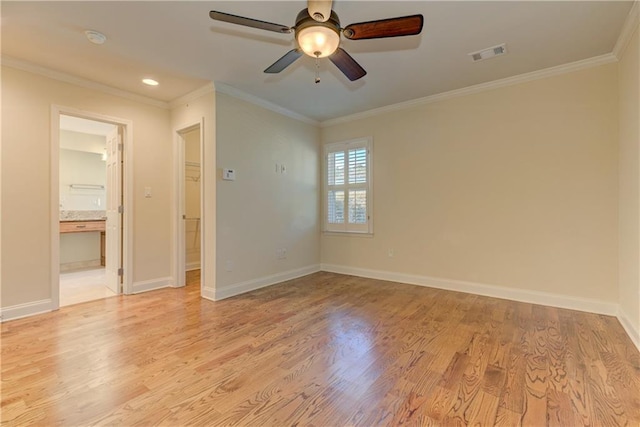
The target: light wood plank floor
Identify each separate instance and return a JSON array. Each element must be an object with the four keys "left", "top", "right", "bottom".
[{"left": 2, "top": 271, "right": 639, "bottom": 426}]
